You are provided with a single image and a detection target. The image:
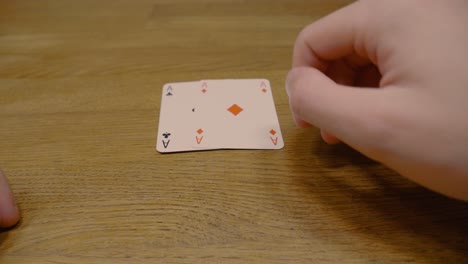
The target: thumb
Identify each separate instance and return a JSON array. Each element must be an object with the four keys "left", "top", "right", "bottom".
[{"left": 286, "top": 67, "right": 395, "bottom": 158}]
